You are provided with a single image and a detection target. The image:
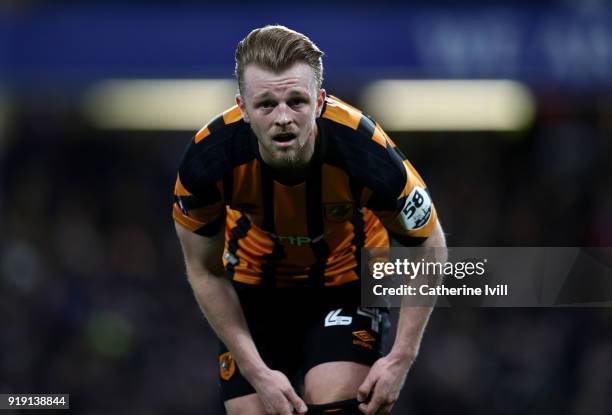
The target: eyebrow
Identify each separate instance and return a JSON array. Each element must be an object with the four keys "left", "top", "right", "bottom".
[
  {"left": 252, "top": 88, "right": 309, "bottom": 101},
  {"left": 253, "top": 92, "right": 274, "bottom": 101},
  {"left": 287, "top": 90, "right": 309, "bottom": 98}
]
